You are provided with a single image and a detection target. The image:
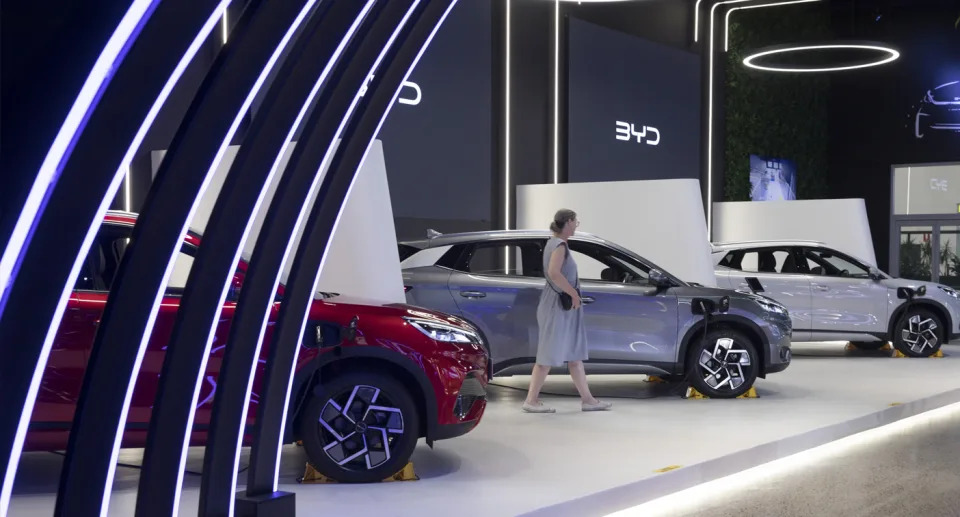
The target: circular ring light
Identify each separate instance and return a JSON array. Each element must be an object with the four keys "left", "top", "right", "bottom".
[{"left": 743, "top": 42, "right": 900, "bottom": 73}]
